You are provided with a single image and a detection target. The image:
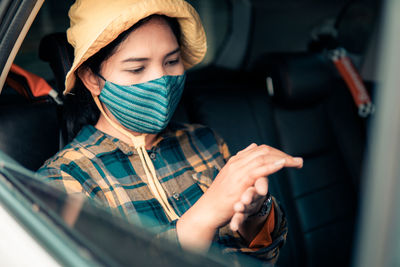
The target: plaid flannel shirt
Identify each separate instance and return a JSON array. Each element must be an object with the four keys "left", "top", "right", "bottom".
[{"left": 37, "top": 122, "right": 287, "bottom": 264}]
